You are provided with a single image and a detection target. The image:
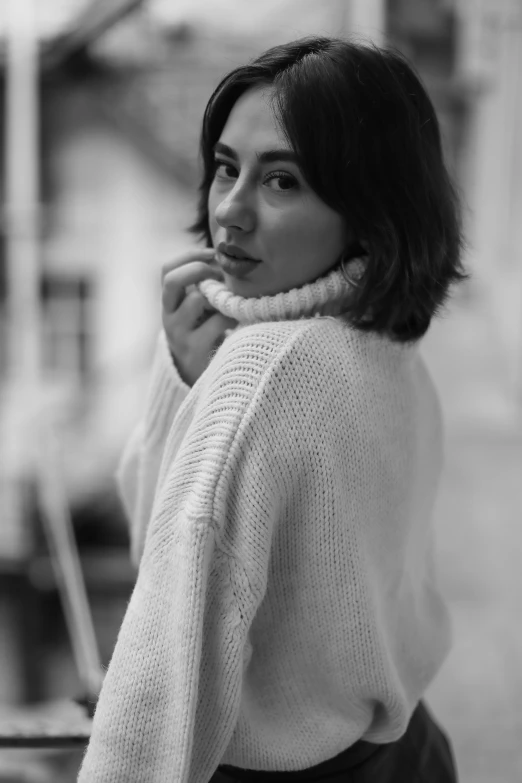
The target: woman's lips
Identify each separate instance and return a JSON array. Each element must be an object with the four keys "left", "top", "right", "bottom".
[{"left": 216, "top": 250, "right": 261, "bottom": 279}]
